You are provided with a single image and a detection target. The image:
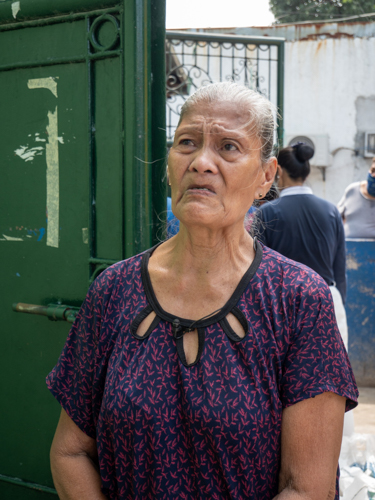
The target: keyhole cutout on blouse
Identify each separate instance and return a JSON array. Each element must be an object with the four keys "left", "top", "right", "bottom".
[
  {"left": 226, "top": 312, "right": 246, "bottom": 339},
  {"left": 182, "top": 329, "right": 199, "bottom": 365},
  {"left": 135, "top": 311, "right": 157, "bottom": 338}
]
